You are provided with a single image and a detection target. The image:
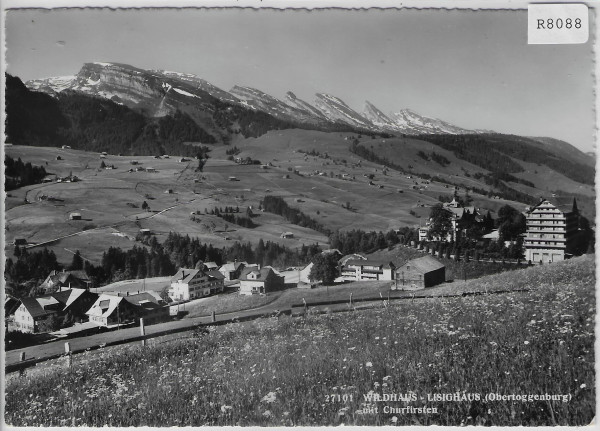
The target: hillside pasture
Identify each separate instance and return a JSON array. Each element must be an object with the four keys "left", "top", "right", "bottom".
[{"left": 5, "top": 255, "right": 594, "bottom": 426}]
